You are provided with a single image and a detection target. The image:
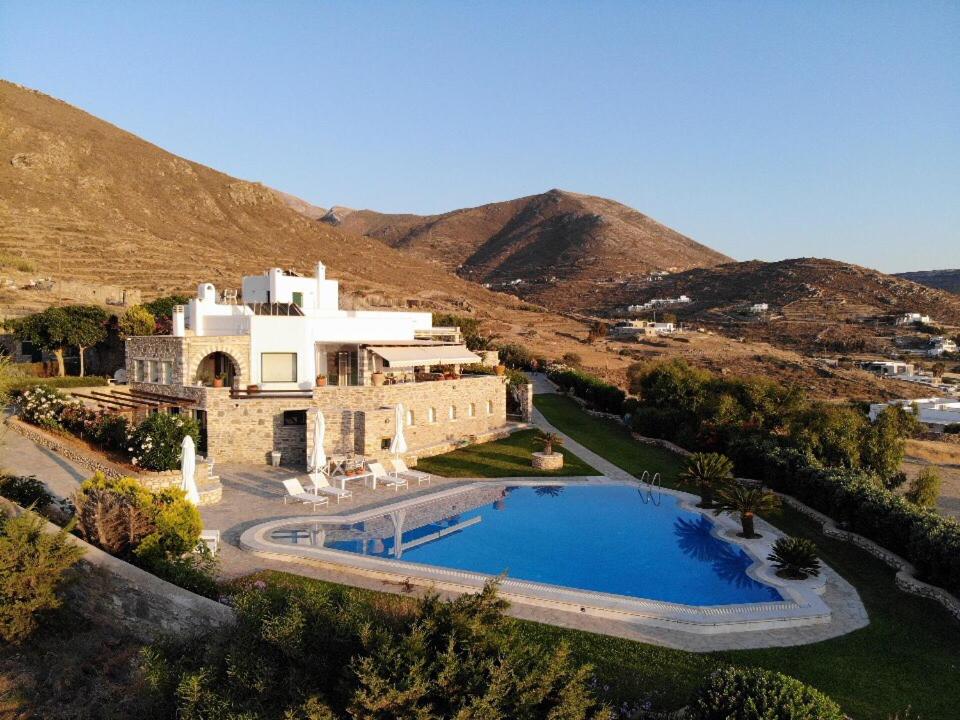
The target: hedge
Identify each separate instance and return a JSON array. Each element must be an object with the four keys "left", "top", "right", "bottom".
[
  {"left": 692, "top": 666, "right": 844, "bottom": 720},
  {"left": 5, "top": 375, "right": 110, "bottom": 394},
  {"left": 761, "top": 445, "right": 960, "bottom": 596},
  {"left": 547, "top": 368, "right": 626, "bottom": 415}
]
